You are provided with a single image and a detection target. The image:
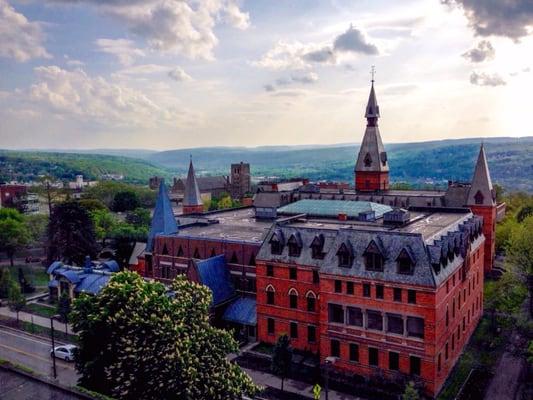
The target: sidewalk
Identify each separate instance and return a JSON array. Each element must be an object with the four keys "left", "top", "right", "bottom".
[{"left": 0, "top": 306, "right": 75, "bottom": 335}]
